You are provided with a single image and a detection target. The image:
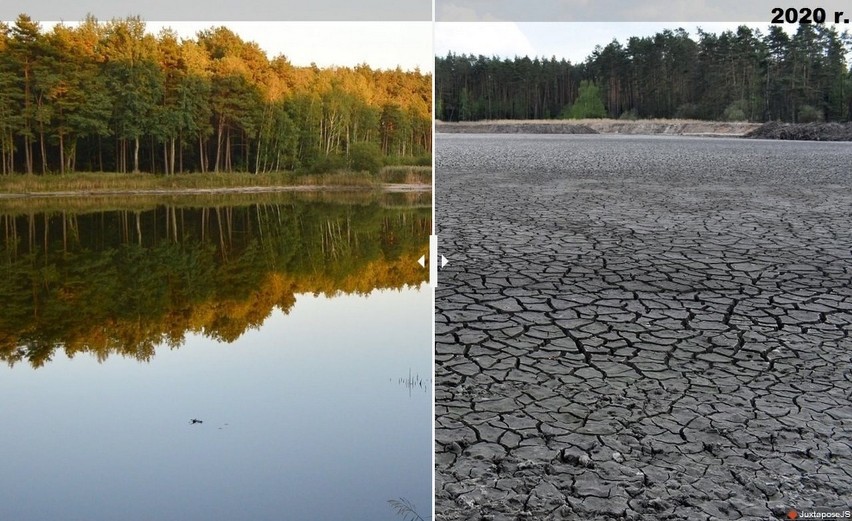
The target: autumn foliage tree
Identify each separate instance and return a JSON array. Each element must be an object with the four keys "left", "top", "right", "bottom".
[{"left": 0, "top": 14, "right": 432, "bottom": 175}]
